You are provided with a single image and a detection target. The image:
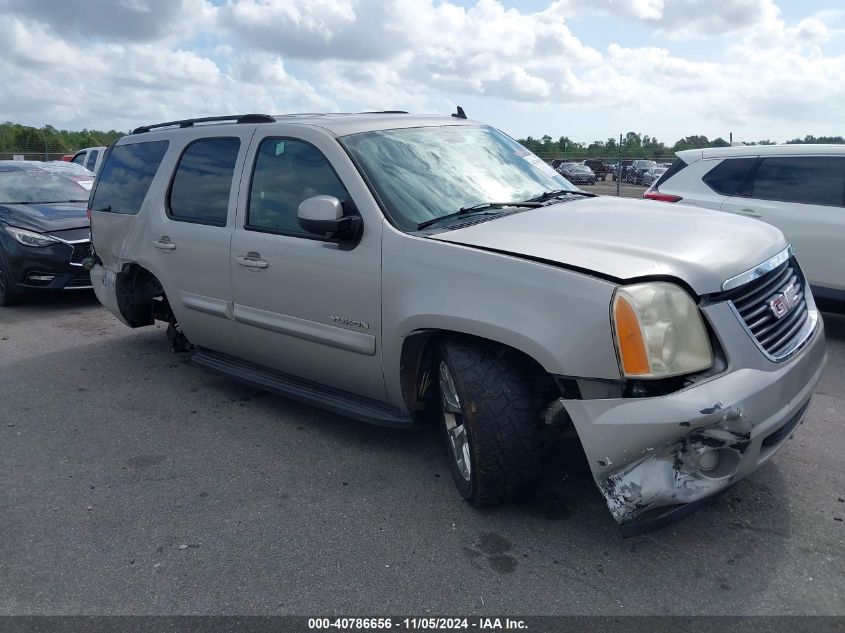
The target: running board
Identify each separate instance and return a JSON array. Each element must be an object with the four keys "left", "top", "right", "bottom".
[{"left": 191, "top": 348, "right": 412, "bottom": 428}]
